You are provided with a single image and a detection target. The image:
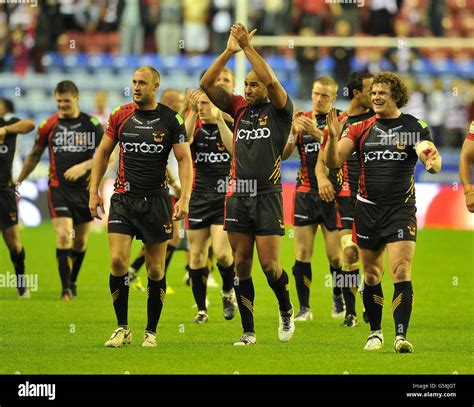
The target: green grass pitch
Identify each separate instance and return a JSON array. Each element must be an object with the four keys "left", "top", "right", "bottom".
[{"left": 0, "top": 223, "right": 472, "bottom": 374}]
